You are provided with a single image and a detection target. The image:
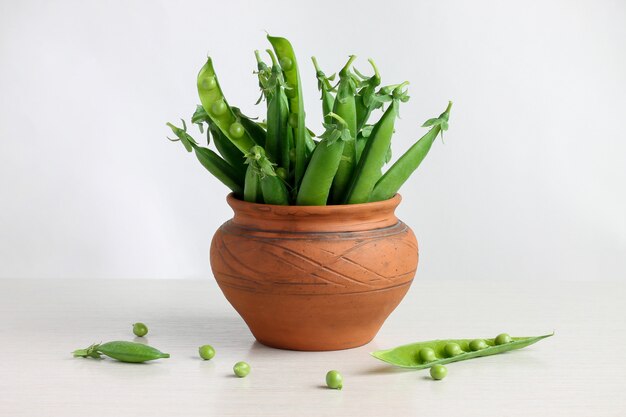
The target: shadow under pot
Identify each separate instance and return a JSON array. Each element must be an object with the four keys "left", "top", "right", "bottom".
[{"left": 210, "top": 193, "right": 418, "bottom": 351}]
